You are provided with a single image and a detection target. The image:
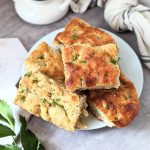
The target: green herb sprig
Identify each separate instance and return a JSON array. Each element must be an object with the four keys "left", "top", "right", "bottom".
[
  {"left": 110, "top": 57, "right": 121, "bottom": 65},
  {"left": 0, "top": 99, "right": 45, "bottom": 150},
  {"left": 51, "top": 99, "right": 67, "bottom": 116}
]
